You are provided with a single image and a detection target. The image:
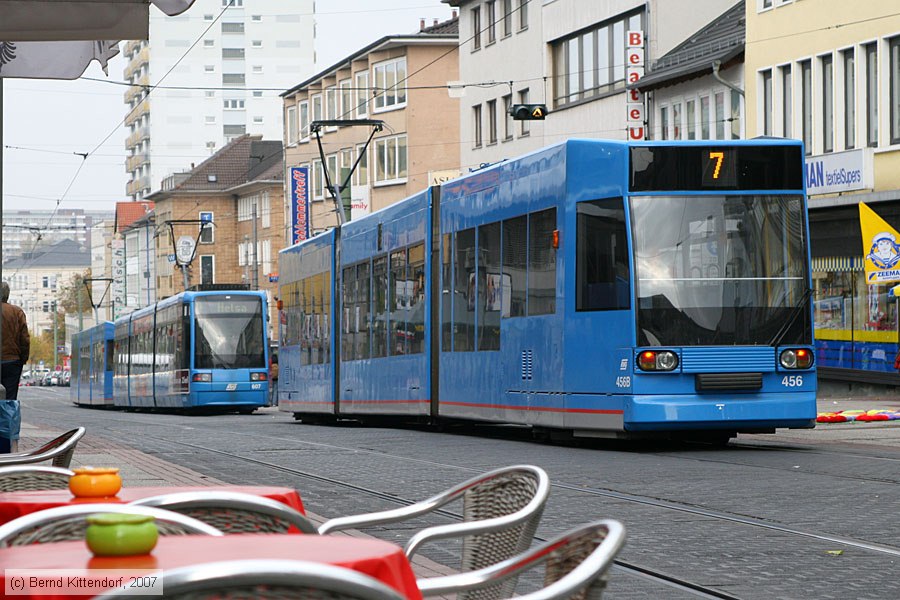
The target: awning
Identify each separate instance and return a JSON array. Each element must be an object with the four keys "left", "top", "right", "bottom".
[
  {"left": 0, "top": 40, "right": 119, "bottom": 79},
  {"left": 0, "top": 0, "right": 197, "bottom": 41}
]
